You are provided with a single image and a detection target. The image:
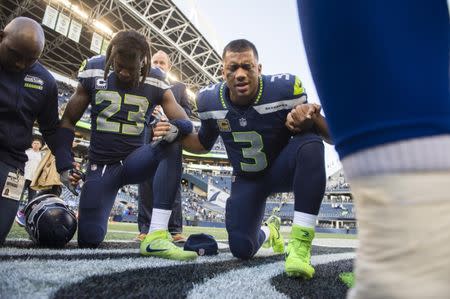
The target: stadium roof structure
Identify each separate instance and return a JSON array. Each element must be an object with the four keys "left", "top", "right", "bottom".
[{"left": 0, "top": 0, "right": 222, "bottom": 94}]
